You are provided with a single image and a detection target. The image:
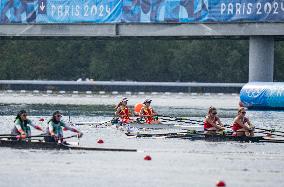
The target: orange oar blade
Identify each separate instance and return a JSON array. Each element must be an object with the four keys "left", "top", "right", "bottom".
[{"left": 134, "top": 103, "right": 143, "bottom": 114}]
